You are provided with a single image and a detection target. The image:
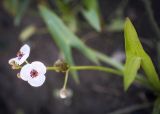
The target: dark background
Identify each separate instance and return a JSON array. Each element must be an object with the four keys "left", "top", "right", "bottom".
[{"left": 0, "top": 0, "right": 160, "bottom": 114}]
